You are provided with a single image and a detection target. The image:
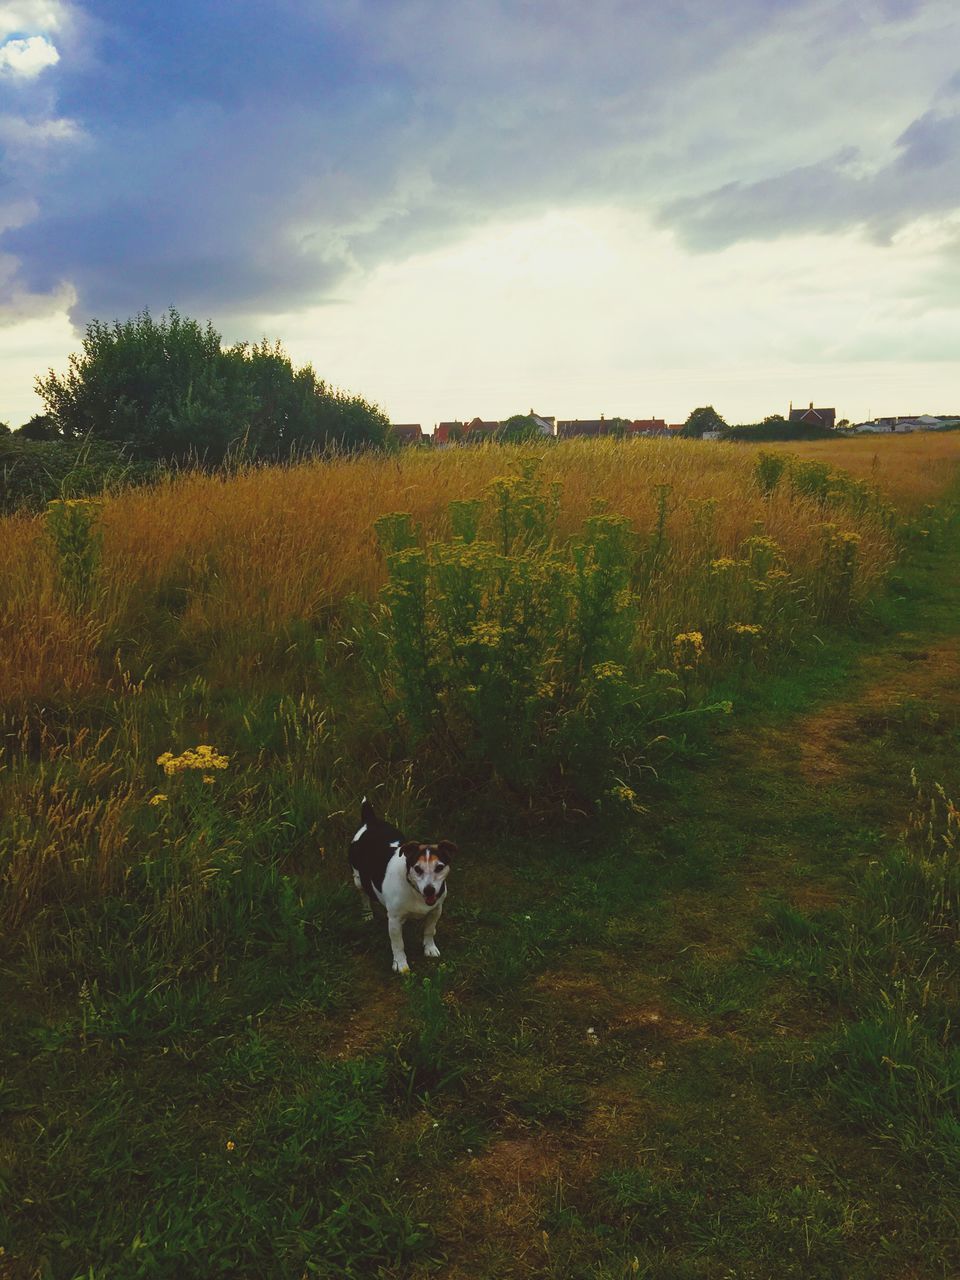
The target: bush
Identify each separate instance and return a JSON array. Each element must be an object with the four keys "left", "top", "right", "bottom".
[
  {"left": 35, "top": 309, "right": 390, "bottom": 463},
  {"left": 367, "top": 462, "right": 689, "bottom": 811},
  {"left": 0, "top": 434, "right": 159, "bottom": 514}
]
